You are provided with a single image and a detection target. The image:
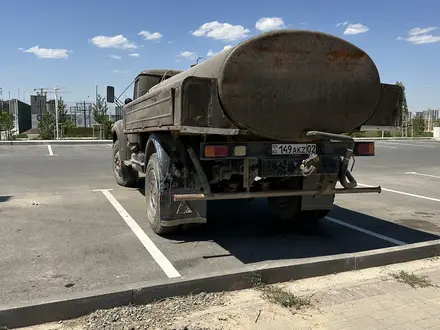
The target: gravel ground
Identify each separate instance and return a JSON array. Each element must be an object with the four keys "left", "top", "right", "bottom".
[{"left": 63, "top": 292, "right": 225, "bottom": 330}]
